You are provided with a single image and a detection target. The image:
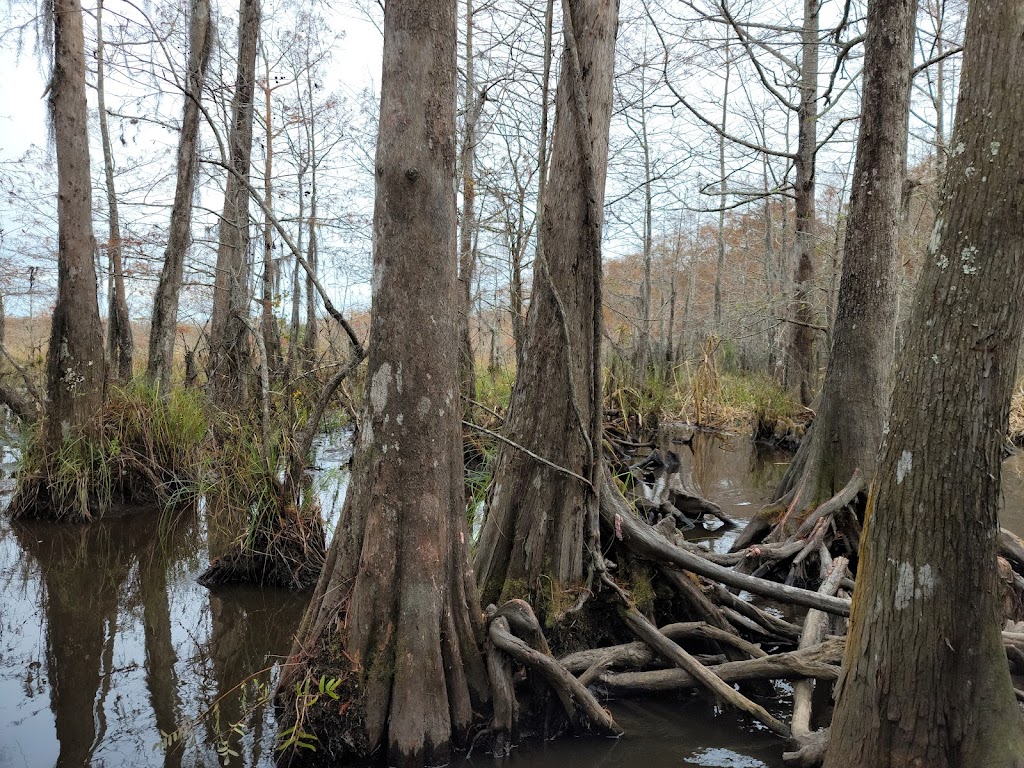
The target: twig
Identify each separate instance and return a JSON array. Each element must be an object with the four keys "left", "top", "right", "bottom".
[{"left": 462, "top": 420, "right": 593, "bottom": 489}]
